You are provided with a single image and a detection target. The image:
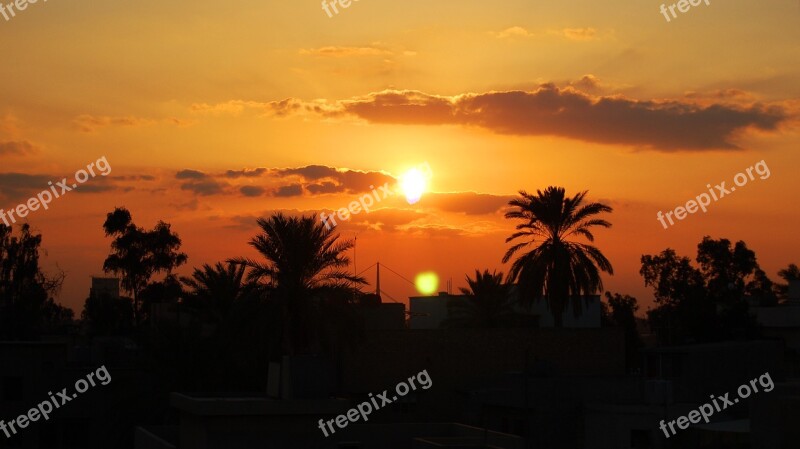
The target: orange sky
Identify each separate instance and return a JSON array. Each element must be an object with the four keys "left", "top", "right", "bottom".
[{"left": 1, "top": 0, "right": 798, "bottom": 314}]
